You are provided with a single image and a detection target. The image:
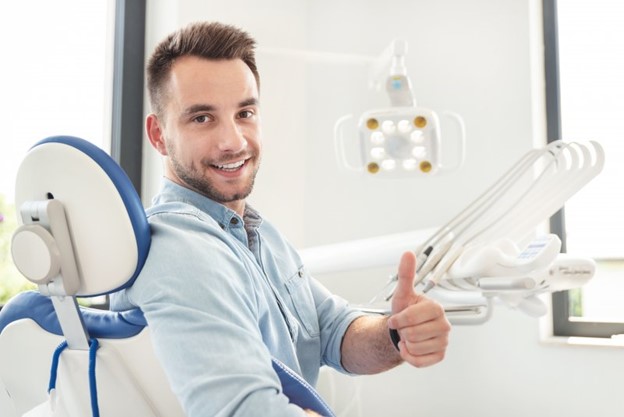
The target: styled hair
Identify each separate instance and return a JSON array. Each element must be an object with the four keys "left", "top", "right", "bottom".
[{"left": 147, "top": 21, "right": 259, "bottom": 115}]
